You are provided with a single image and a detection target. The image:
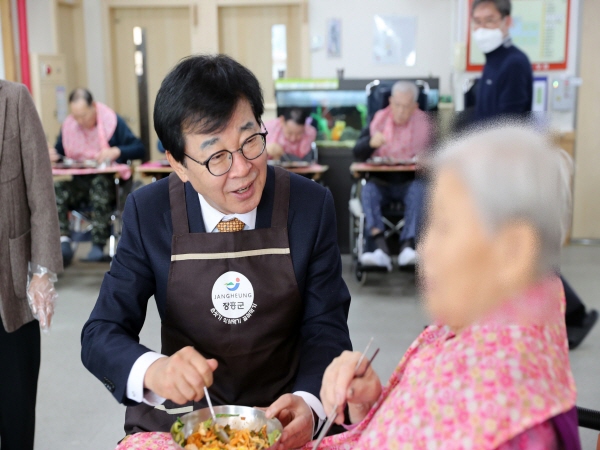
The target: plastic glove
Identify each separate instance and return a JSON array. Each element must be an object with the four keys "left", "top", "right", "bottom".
[{"left": 27, "top": 264, "right": 58, "bottom": 332}]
